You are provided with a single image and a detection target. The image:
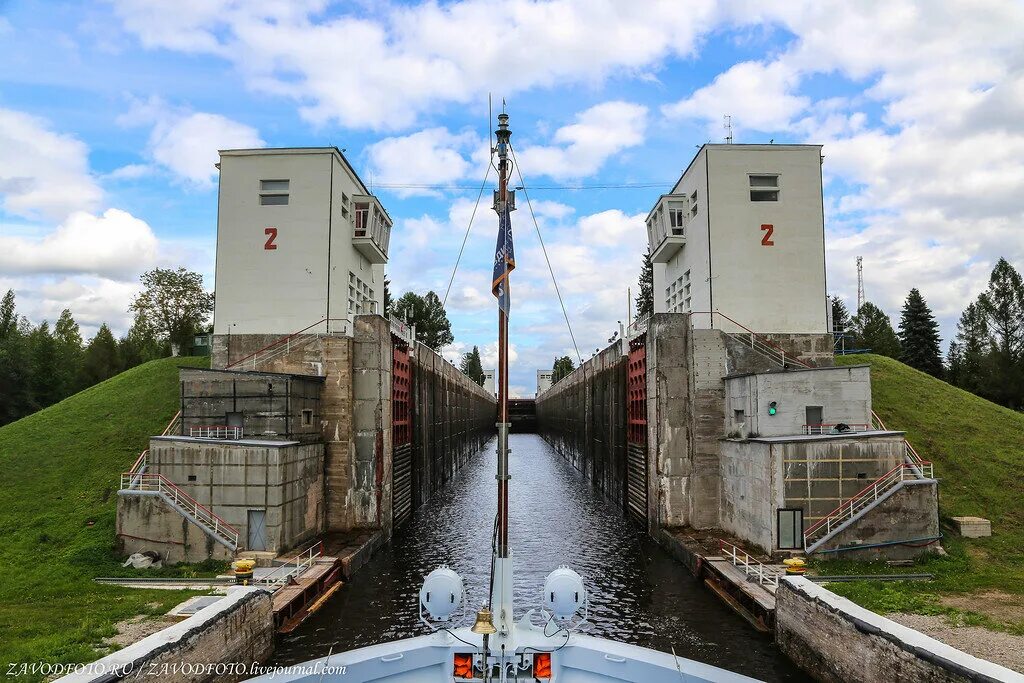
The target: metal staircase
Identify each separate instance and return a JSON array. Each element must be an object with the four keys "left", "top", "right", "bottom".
[{"left": 120, "top": 410, "right": 241, "bottom": 551}]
